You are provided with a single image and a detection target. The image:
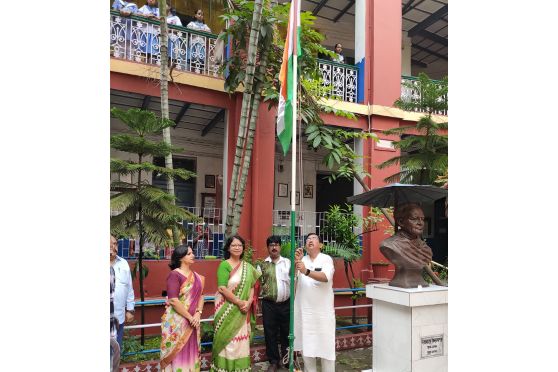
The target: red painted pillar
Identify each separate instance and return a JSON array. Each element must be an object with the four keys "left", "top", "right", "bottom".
[
  {"left": 369, "top": 0, "right": 402, "bottom": 107},
  {"left": 364, "top": 0, "right": 403, "bottom": 264},
  {"left": 249, "top": 105, "right": 277, "bottom": 258},
  {"left": 226, "top": 96, "right": 275, "bottom": 257}
]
